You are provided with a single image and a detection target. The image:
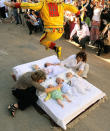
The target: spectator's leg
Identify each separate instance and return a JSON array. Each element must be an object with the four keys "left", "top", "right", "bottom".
[
  {"left": 26, "top": 21, "right": 34, "bottom": 35},
  {"left": 0, "top": 6, "right": 6, "bottom": 18},
  {"left": 96, "top": 39, "right": 104, "bottom": 56},
  {"left": 80, "top": 36, "right": 90, "bottom": 49},
  {"left": 72, "top": 35, "right": 79, "bottom": 44},
  {"left": 13, "top": 8, "right": 19, "bottom": 24}
]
